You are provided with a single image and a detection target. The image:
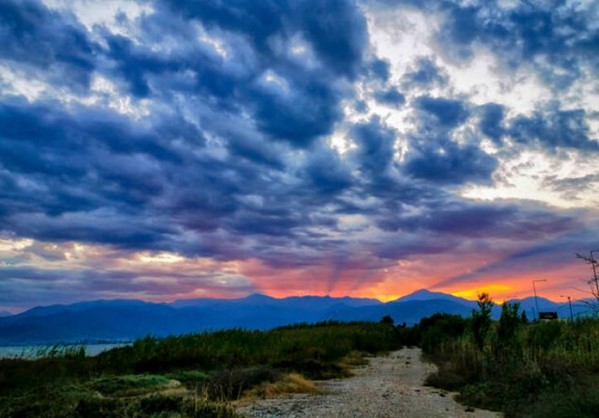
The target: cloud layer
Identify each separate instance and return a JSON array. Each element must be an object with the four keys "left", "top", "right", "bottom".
[{"left": 1, "top": 0, "right": 598, "bottom": 311}]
